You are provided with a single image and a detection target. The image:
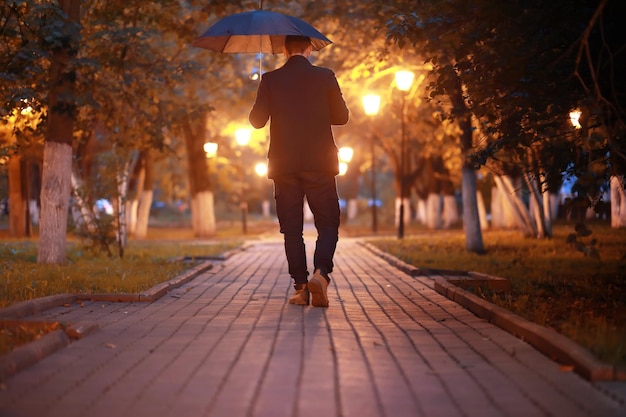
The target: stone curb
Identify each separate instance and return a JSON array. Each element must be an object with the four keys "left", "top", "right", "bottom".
[
  {"left": 0, "top": 261, "right": 214, "bottom": 319},
  {"left": 434, "top": 277, "right": 623, "bottom": 382},
  {"left": 360, "top": 241, "right": 625, "bottom": 382},
  {"left": 0, "top": 260, "right": 215, "bottom": 380},
  {"left": 0, "top": 329, "right": 69, "bottom": 381}
]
